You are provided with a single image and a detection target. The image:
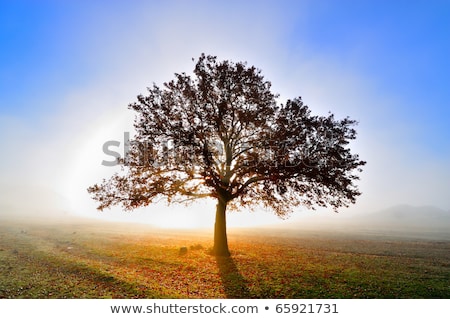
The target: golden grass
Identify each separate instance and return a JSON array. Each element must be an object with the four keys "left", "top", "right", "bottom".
[{"left": 0, "top": 219, "right": 449, "bottom": 298}]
